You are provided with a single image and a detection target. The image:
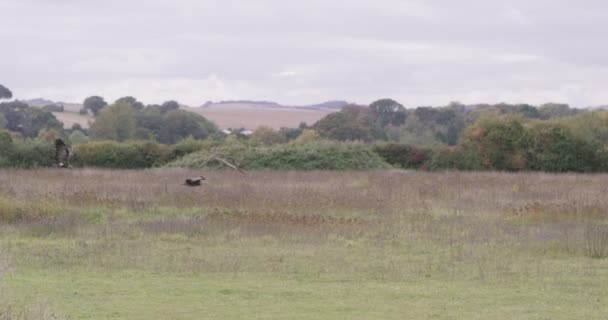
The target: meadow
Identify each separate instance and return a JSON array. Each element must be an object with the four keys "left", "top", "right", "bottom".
[{"left": 0, "top": 169, "right": 607, "bottom": 319}]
